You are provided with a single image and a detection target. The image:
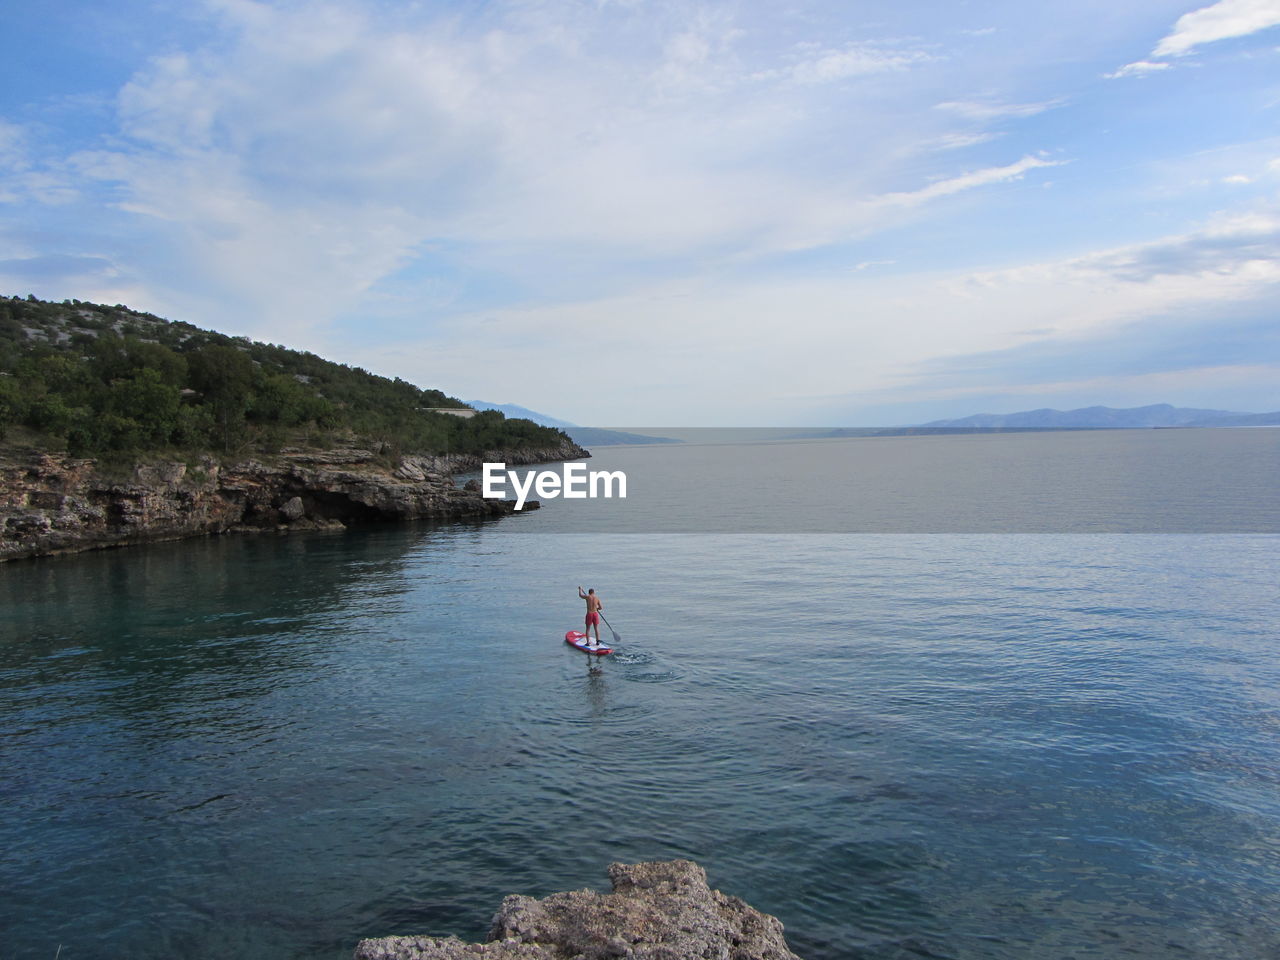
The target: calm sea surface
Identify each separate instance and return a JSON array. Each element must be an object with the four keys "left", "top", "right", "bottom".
[{"left": 2, "top": 430, "right": 1278, "bottom": 959}]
